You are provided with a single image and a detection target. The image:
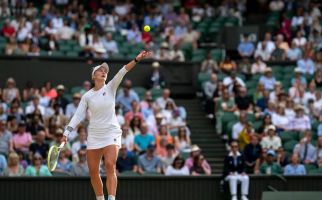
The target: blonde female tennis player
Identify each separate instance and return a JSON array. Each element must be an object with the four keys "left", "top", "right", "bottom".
[{"left": 62, "top": 51, "right": 151, "bottom": 200}]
